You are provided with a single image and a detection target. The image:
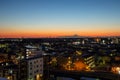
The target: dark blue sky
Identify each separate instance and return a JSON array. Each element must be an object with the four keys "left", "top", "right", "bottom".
[{"left": 0, "top": 0, "right": 120, "bottom": 37}]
